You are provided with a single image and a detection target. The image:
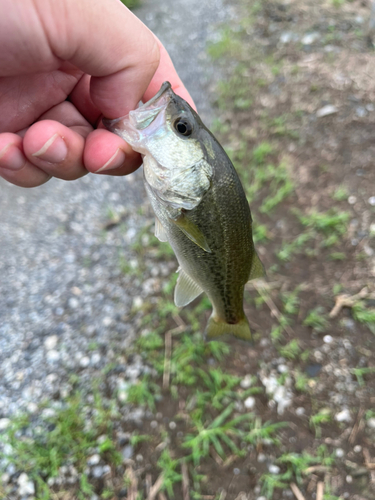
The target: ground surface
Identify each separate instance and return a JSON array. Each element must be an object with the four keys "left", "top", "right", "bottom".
[{"left": 1, "top": 1, "right": 375, "bottom": 500}]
